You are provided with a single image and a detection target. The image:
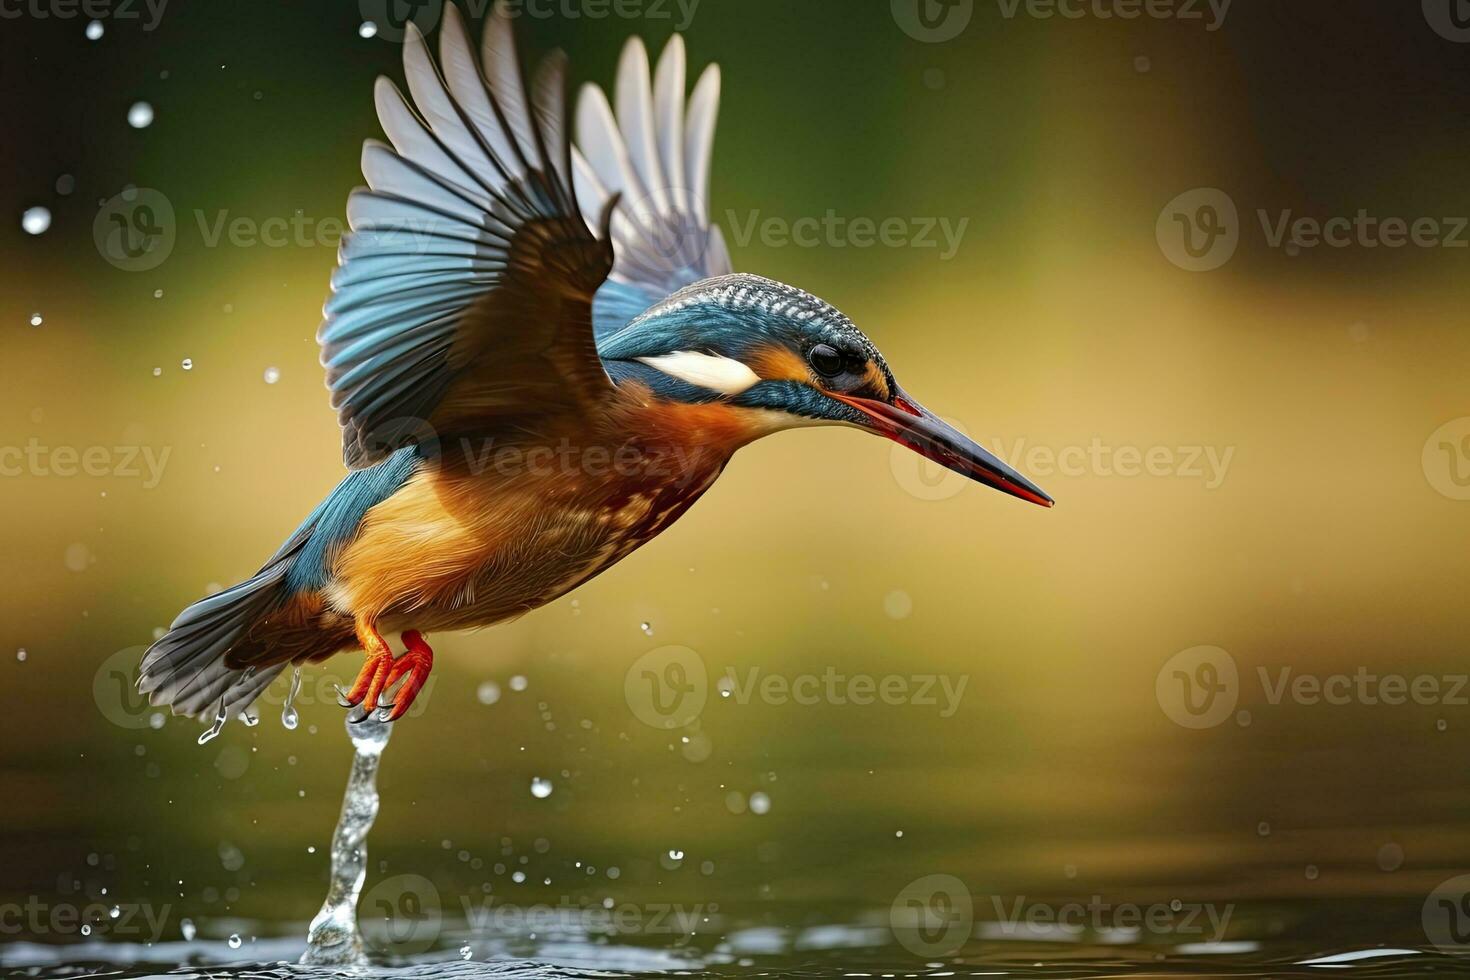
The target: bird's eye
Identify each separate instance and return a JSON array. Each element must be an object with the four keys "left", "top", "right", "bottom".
[{"left": 808, "top": 344, "right": 845, "bottom": 377}]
